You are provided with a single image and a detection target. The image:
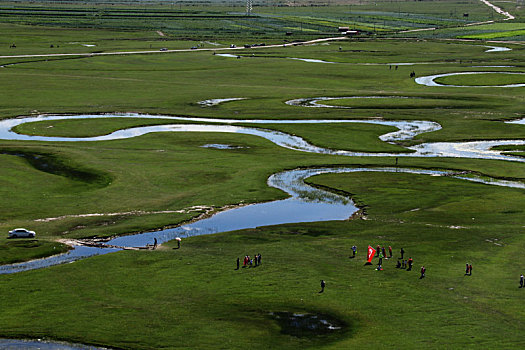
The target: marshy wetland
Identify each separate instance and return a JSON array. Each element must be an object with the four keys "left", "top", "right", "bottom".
[{"left": 0, "top": 0, "right": 524, "bottom": 348}]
